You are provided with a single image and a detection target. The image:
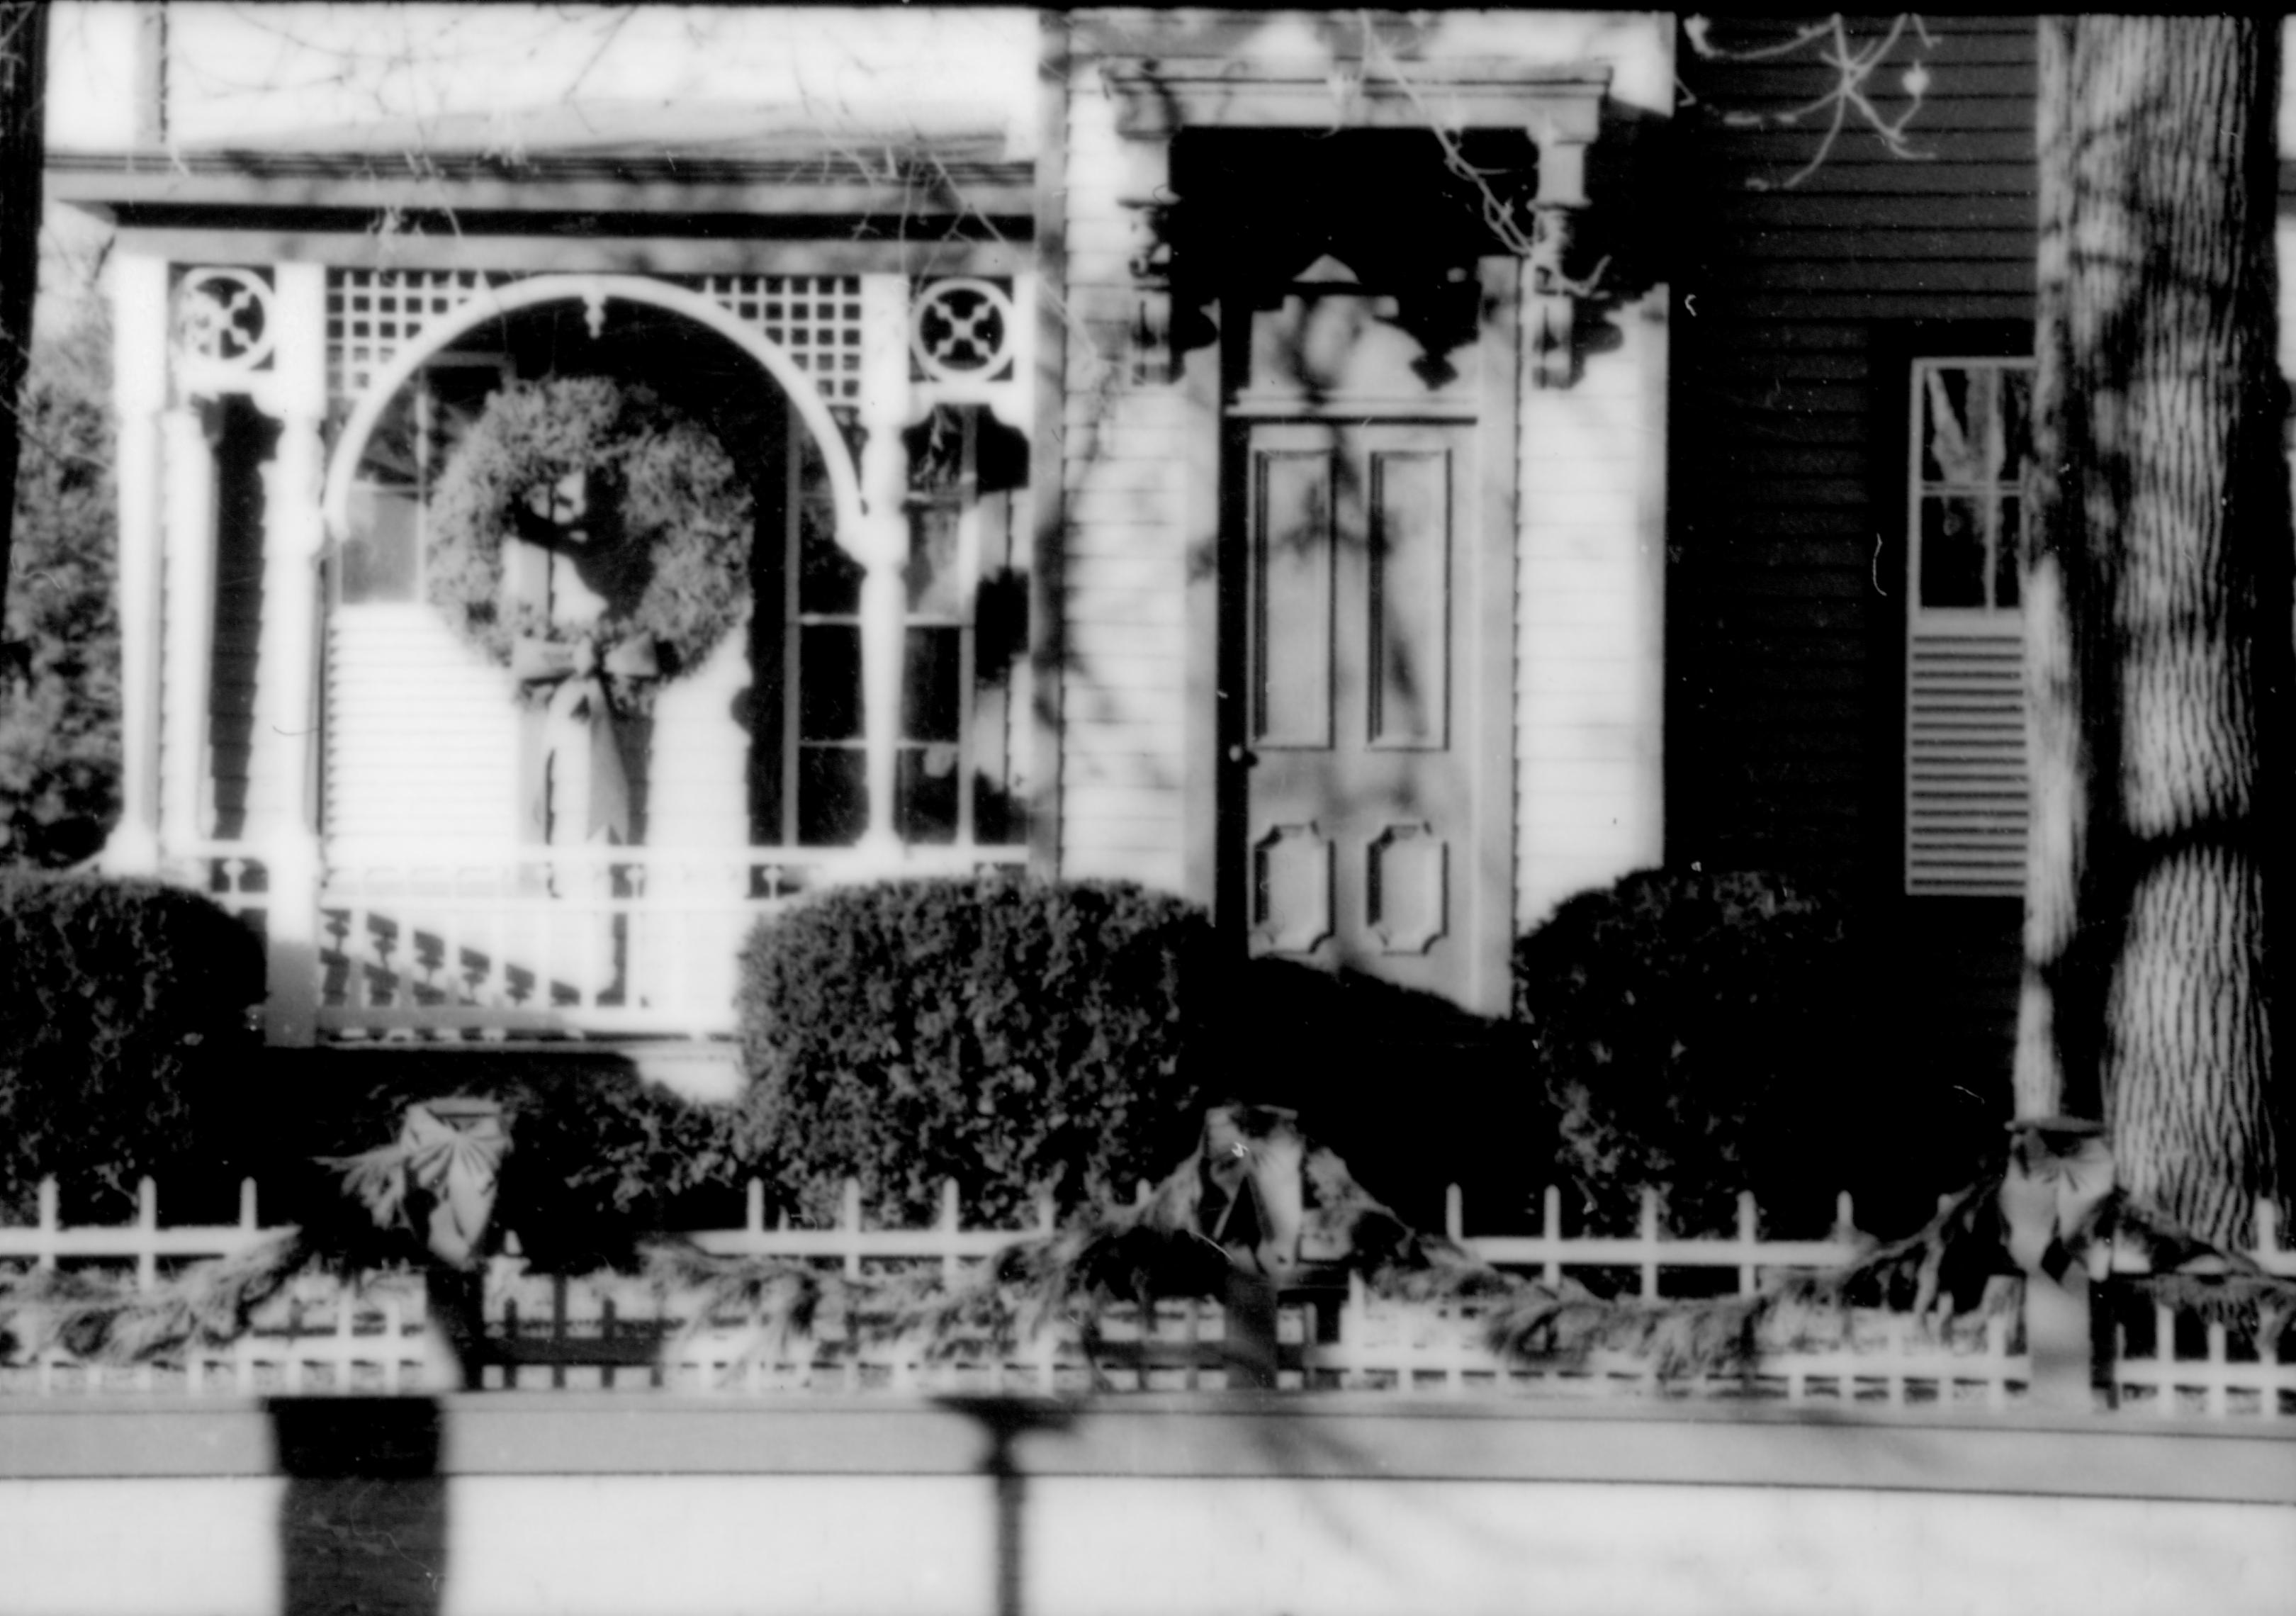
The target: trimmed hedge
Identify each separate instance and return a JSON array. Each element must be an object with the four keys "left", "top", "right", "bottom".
[
  {"left": 1512, "top": 868, "right": 1865, "bottom": 1237},
  {"left": 0, "top": 873, "right": 265, "bottom": 1219},
  {"left": 737, "top": 876, "right": 1215, "bottom": 1227}
]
